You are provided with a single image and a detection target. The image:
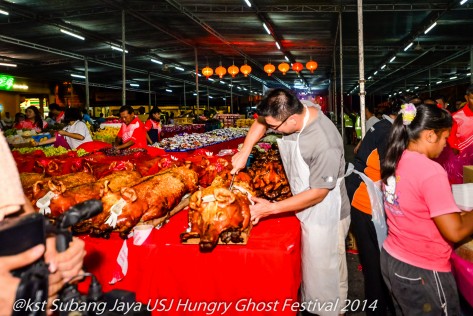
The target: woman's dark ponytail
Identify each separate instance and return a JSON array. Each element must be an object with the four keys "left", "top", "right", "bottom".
[{"left": 381, "top": 115, "right": 408, "bottom": 183}]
